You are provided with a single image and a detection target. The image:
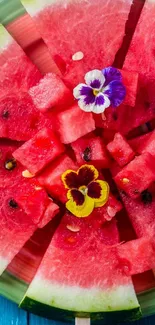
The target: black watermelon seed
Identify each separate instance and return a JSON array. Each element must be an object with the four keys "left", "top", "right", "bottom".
[
  {"left": 141, "top": 190, "right": 152, "bottom": 205},
  {"left": 9, "top": 199, "right": 18, "bottom": 209},
  {"left": 112, "top": 112, "right": 118, "bottom": 121},
  {"left": 5, "top": 158, "right": 17, "bottom": 171},
  {"left": 82, "top": 147, "right": 92, "bottom": 162},
  {"left": 2, "top": 110, "right": 9, "bottom": 119}
]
